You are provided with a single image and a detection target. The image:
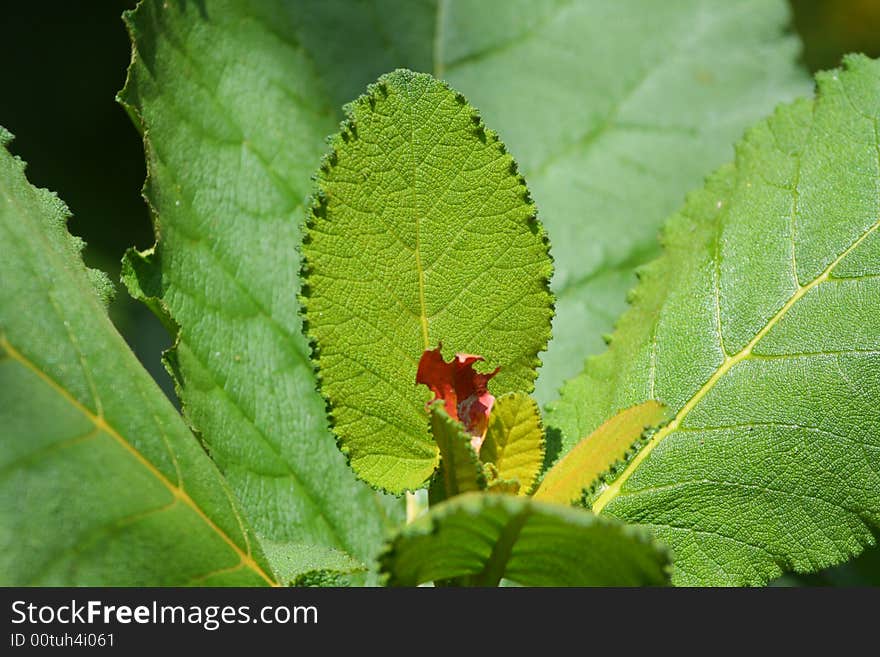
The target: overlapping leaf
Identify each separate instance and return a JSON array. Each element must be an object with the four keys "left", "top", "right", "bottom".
[
  {"left": 301, "top": 70, "right": 553, "bottom": 493},
  {"left": 548, "top": 56, "right": 880, "bottom": 585},
  {"left": 430, "top": 405, "right": 487, "bottom": 499},
  {"left": 117, "top": 0, "right": 812, "bottom": 579},
  {"left": 481, "top": 392, "right": 545, "bottom": 494},
  {"left": 380, "top": 493, "right": 670, "bottom": 586},
  {"left": 119, "top": 0, "right": 401, "bottom": 577},
  {"left": 0, "top": 130, "right": 275, "bottom": 586},
  {"left": 535, "top": 401, "right": 668, "bottom": 505}
]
